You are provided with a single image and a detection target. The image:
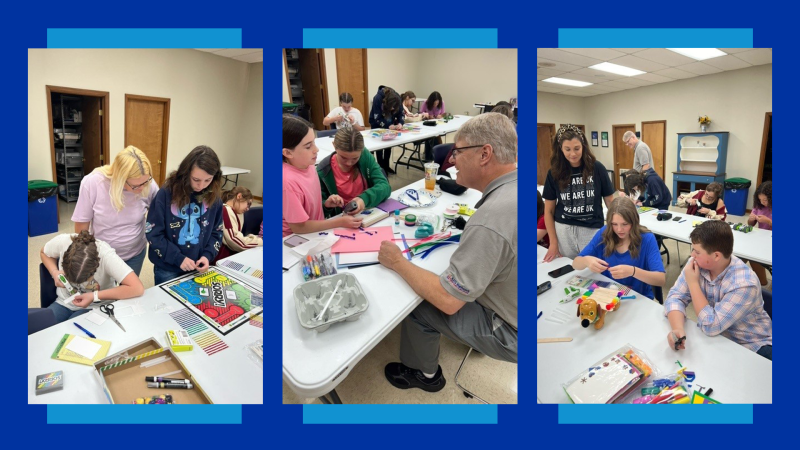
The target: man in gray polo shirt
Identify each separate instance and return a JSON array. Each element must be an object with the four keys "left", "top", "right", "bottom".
[
  {"left": 624, "top": 131, "right": 655, "bottom": 172},
  {"left": 377, "top": 112, "right": 517, "bottom": 393}
]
